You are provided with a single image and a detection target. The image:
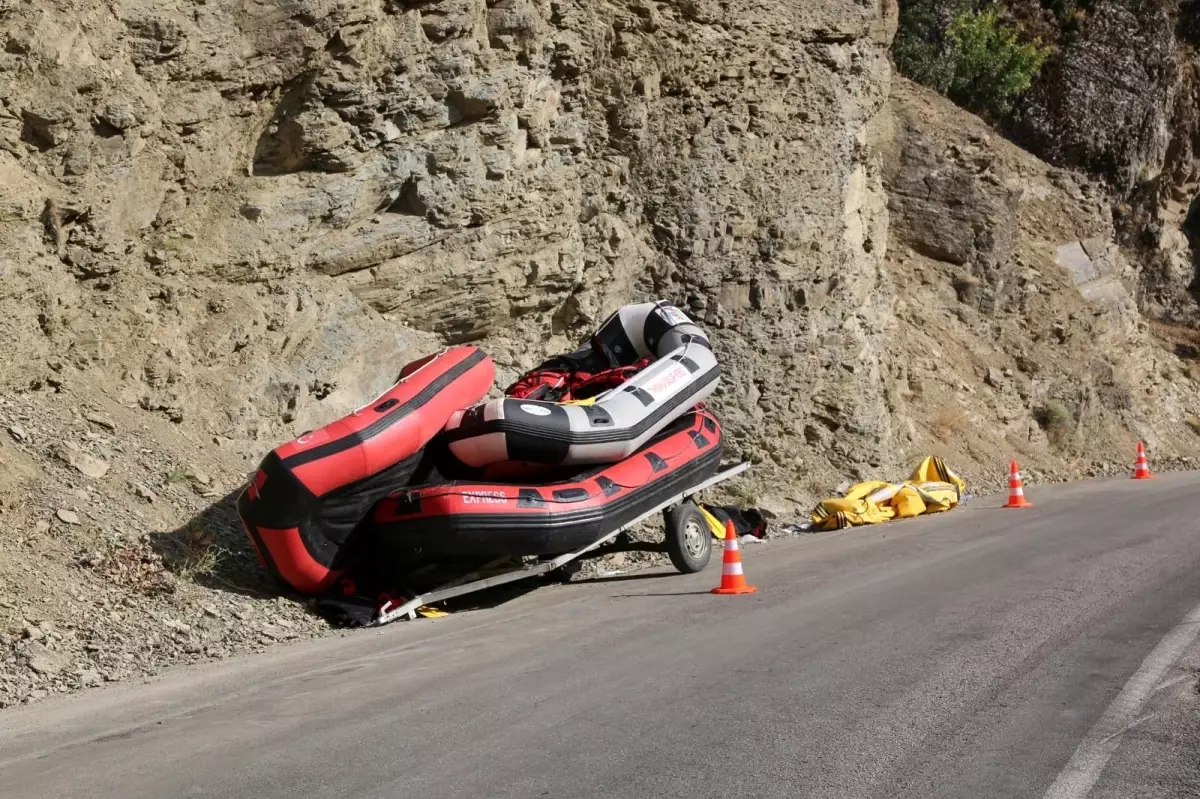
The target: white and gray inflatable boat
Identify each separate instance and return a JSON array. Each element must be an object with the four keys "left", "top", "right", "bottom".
[{"left": 443, "top": 301, "right": 721, "bottom": 467}]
